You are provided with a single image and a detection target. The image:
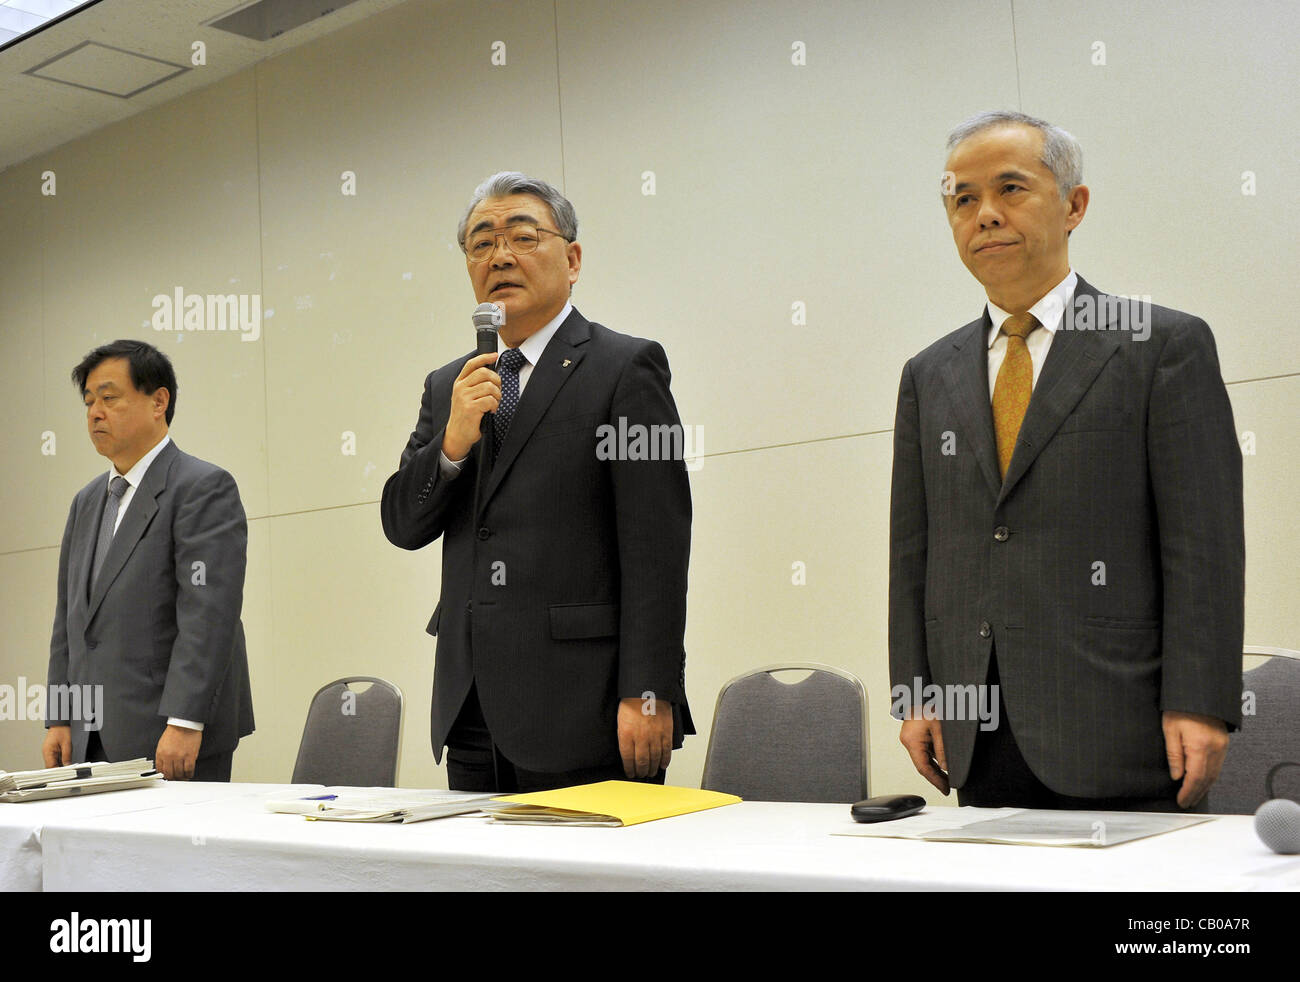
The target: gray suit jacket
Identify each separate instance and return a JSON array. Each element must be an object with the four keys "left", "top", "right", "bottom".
[
  {"left": 47, "top": 440, "right": 255, "bottom": 763},
  {"left": 888, "top": 276, "right": 1244, "bottom": 797}
]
